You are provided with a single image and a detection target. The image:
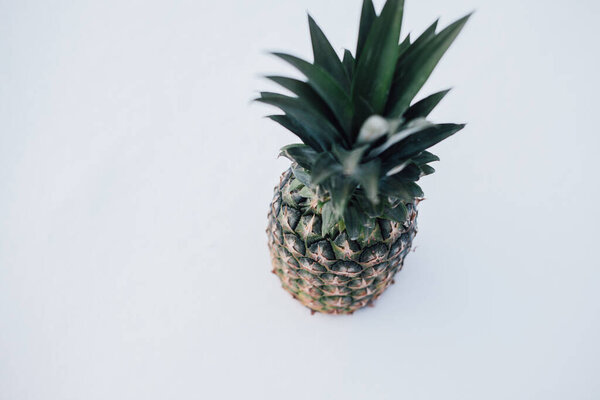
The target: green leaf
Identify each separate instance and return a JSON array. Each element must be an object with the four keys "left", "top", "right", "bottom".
[
  {"left": 265, "top": 76, "right": 335, "bottom": 119},
  {"left": 406, "top": 182, "right": 424, "bottom": 197},
  {"left": 368, "top": 118, "right": 434, "bottom": 158},
  {"left": 298, "top": 185, "right": 314, "bottom": 198},
  {"left": 258, "top": 92, "right": 345, "bottom": 150},
  {"left": 279, "top": 144, "right": 319, "bottom": 170},
  {"left": 324, "top": 175, "right": 356, "bottom": 217},
  {"left": 343, "top": 204, "right": 373, "bottom": 240},
  {"left": 291, "top": 165, "right": 312, "bottom": 187},
  {"left": 419, "top": 164, "right": 436, "bottom": 176},
  {"left": 356, "top": 0, "right": 377, "bottom": 62},
  {"left": 272, "top": 52, "right": 354, "bottom": 136},
  {"left": 397, "top": 34, "right": 411, "bottom": 59},
  {"left": 383, "top": 159, "right": 410, "bottom": 177},
  {"left": 412, "top": 150, "right": 440, "bottom": 164},
  {"left": 266, "top": 76, "right": 349, "bottom": 145},
  {"left": 355, "top": 193, "right": 384, "bottom": 218},
  {"left": 321, "top": 201, "right": 339, "bottom": 235},
  {"left": 356, "top": 97, "right": 375, "bottom": 123},
  {"left": 311, "top": 152, "right": 343, "bottom": 185},
  {"left": 385, "top": 23, "right": 439, "bottom": 121},
  {"left": 331, "top": 144, "right": 369, "bottom": 174},
  {"left": 403, "top": 89, "right": 451, "bottom": 120},
  {"left": 386, "top": 14, "right": 471, "bottom": 117},
  {"left": 380, "top": 178, "right": 423, "bottom": 200},
  {"left": 342, "top": 49, "right": 355, "bottom": 80},
  {"left": 308, "top": 15, "right": 350, "bottom": 89},
  {"left": 266, "top": 114, "right": 322, "bottom": 151},
  {"left": 395, "top": 20, "right": 438, "bottom": 65},
  {"left": 390, "top": 162, "right": 422, "bottom": 181},
  {"left": 380, "top": 123, "right": 465, "bottom": 170},
  {"left": 352, "top": 0, "right": 405, "bottom": 130},
  {"left": 354, "top": 159, "right": 381, "bottom": 203},
  {"left": 382, "top": 202, "right": 407, "bottom": 222}
]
